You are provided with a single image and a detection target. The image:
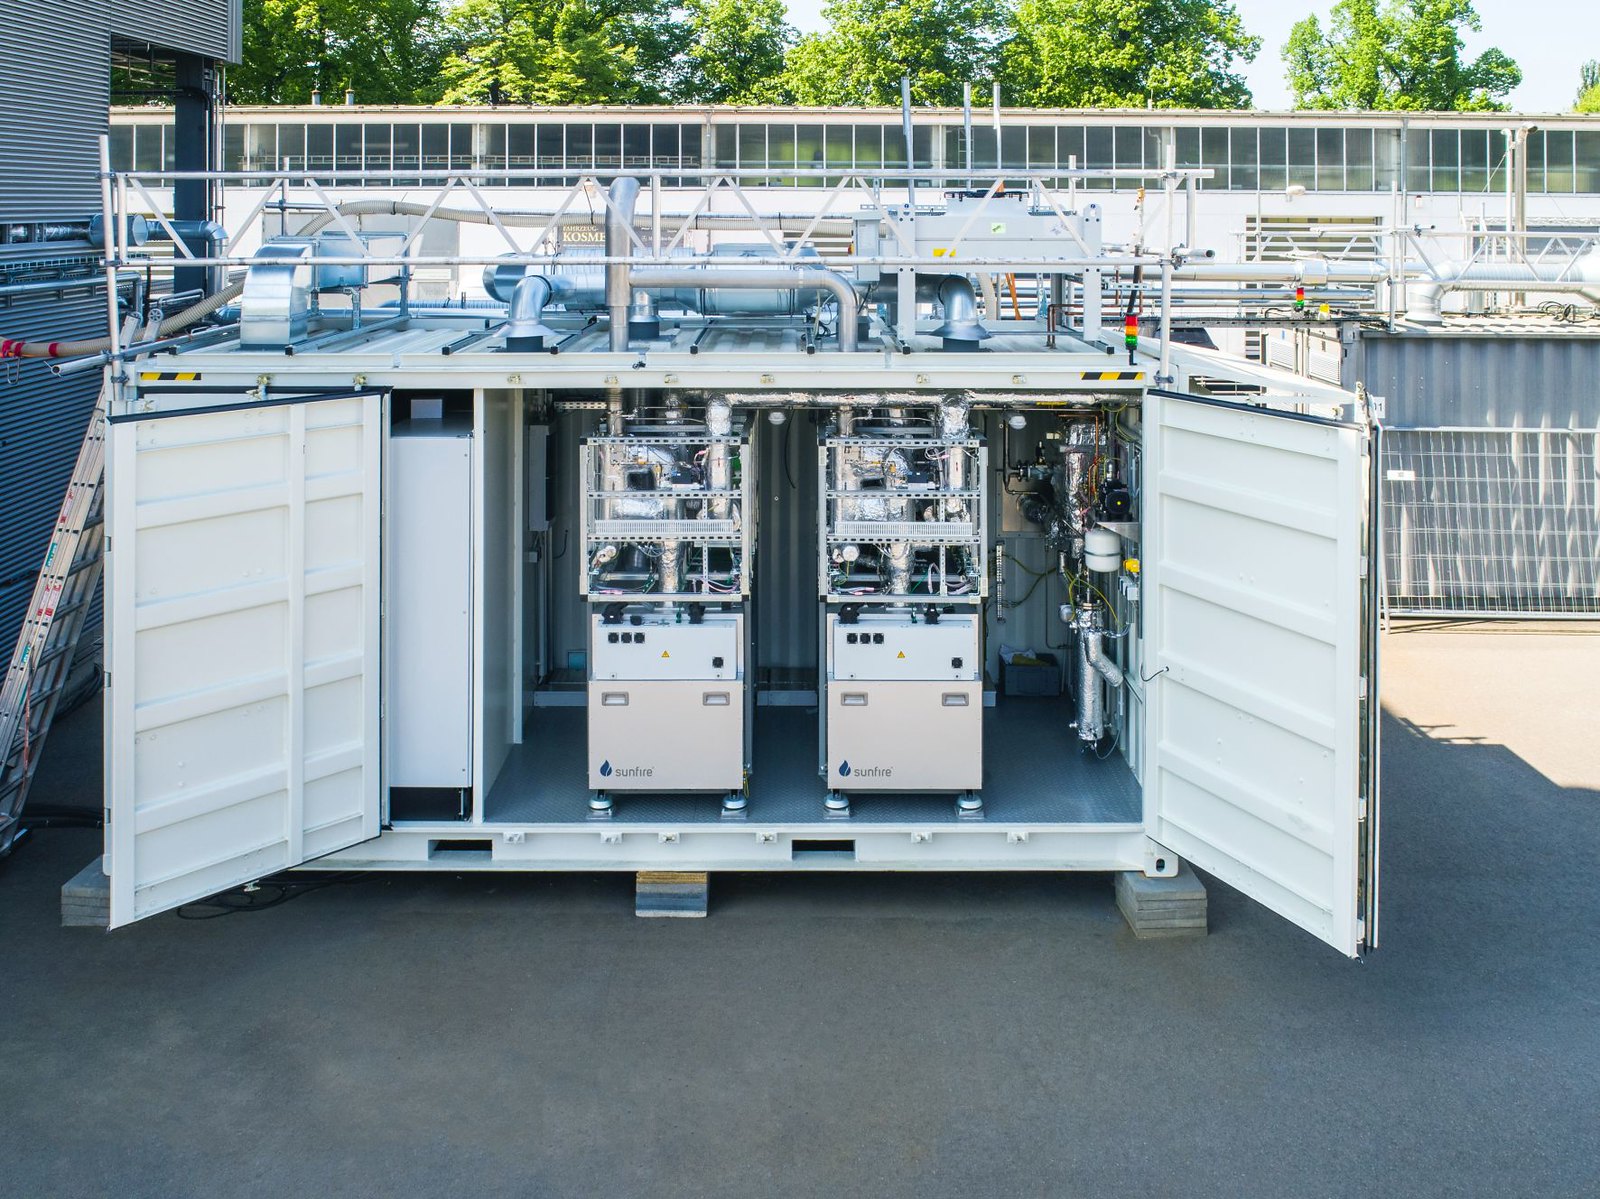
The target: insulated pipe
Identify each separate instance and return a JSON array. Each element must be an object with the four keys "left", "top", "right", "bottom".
[
  {"left": 606, "top": 177, "right": 641, "bottom": 351},
  {"left": 1403, "top": 255, "right": 1600, "bottom": 323},
  {"left": 627, "top": 267, "right": 859, "bottom": 351}
]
